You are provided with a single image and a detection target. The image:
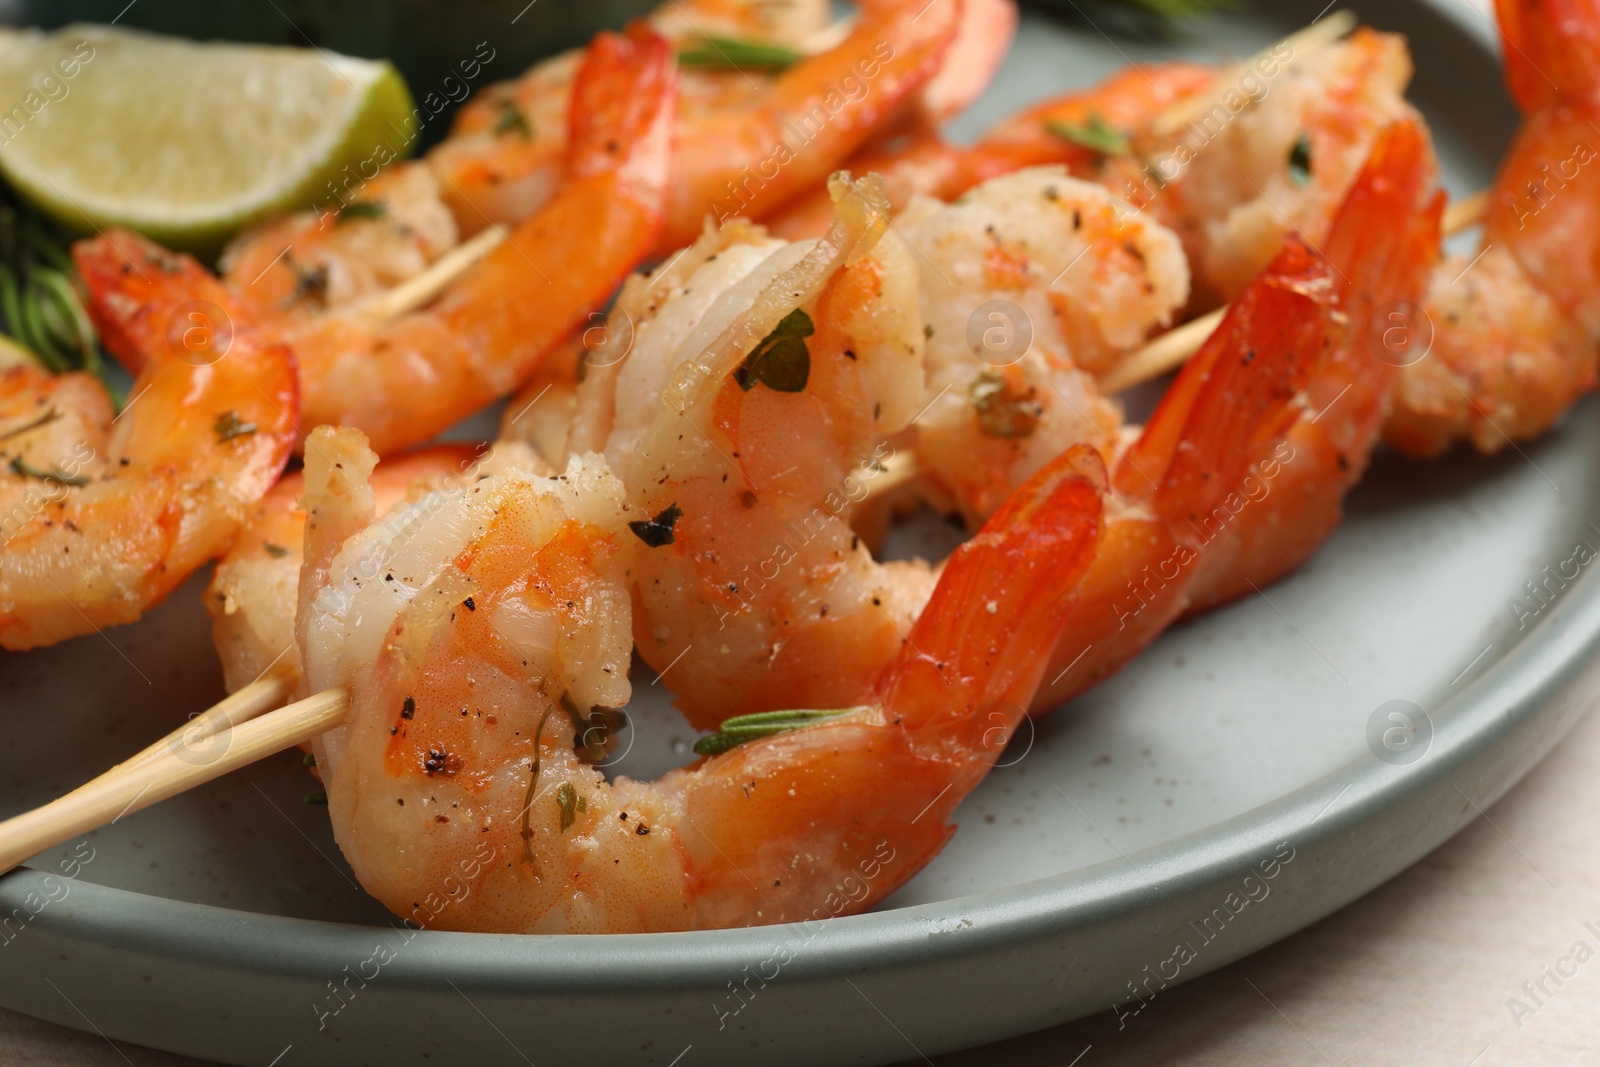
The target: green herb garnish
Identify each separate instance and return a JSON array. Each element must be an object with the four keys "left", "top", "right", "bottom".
[
  {"left": 492, "top": 99, "right": 533, "bottom": 140},
  {"left": 560, "top": 691, "right": 627, "bottom": 765},
  {"left": 734, "top": 308, "right": 813, "bottom": 393},
  {"left": 0, "top": 406, "right": 61, "bottom": 442},
  {"left": 1067, "top": 0, "right": 1244, "bottom": 37},
  {"left": 214, "top": 410, "right": 258, "bottom": 443},
  {"left": 1046, "top": 114, "right": 1132, "bottom": 158},
  {"left": 1288, "top": 133, "right": 1313, "bottom": 187},
  {"left": 335, "top": 200, "right": 388, "bottom": 224},
  {"left": 304, "top": 788, "right": 328, "bottom": 805},
  {"left": 970, "top": 370, "right": 1041, "bottom": 439},
  {"left": 628, "top": 502, "right": 683, "bottom": 548},
  {"left": 263, "top": 541, "right": 291, "bottom": 559},
  {"left": 0, "top": 186, "right": 111, "bottom": 390},
  {"left": 8, "top": 454, "right": 88, "bottom": 486},
  {"left": 694, "top": 707, "right": 862, "bottom": 756},
  {"left": 678, "top": 36, "right": 803, "bottom": 72},
  {"left": 555, "top": 782, "right": 588, "bottom": 832}
]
